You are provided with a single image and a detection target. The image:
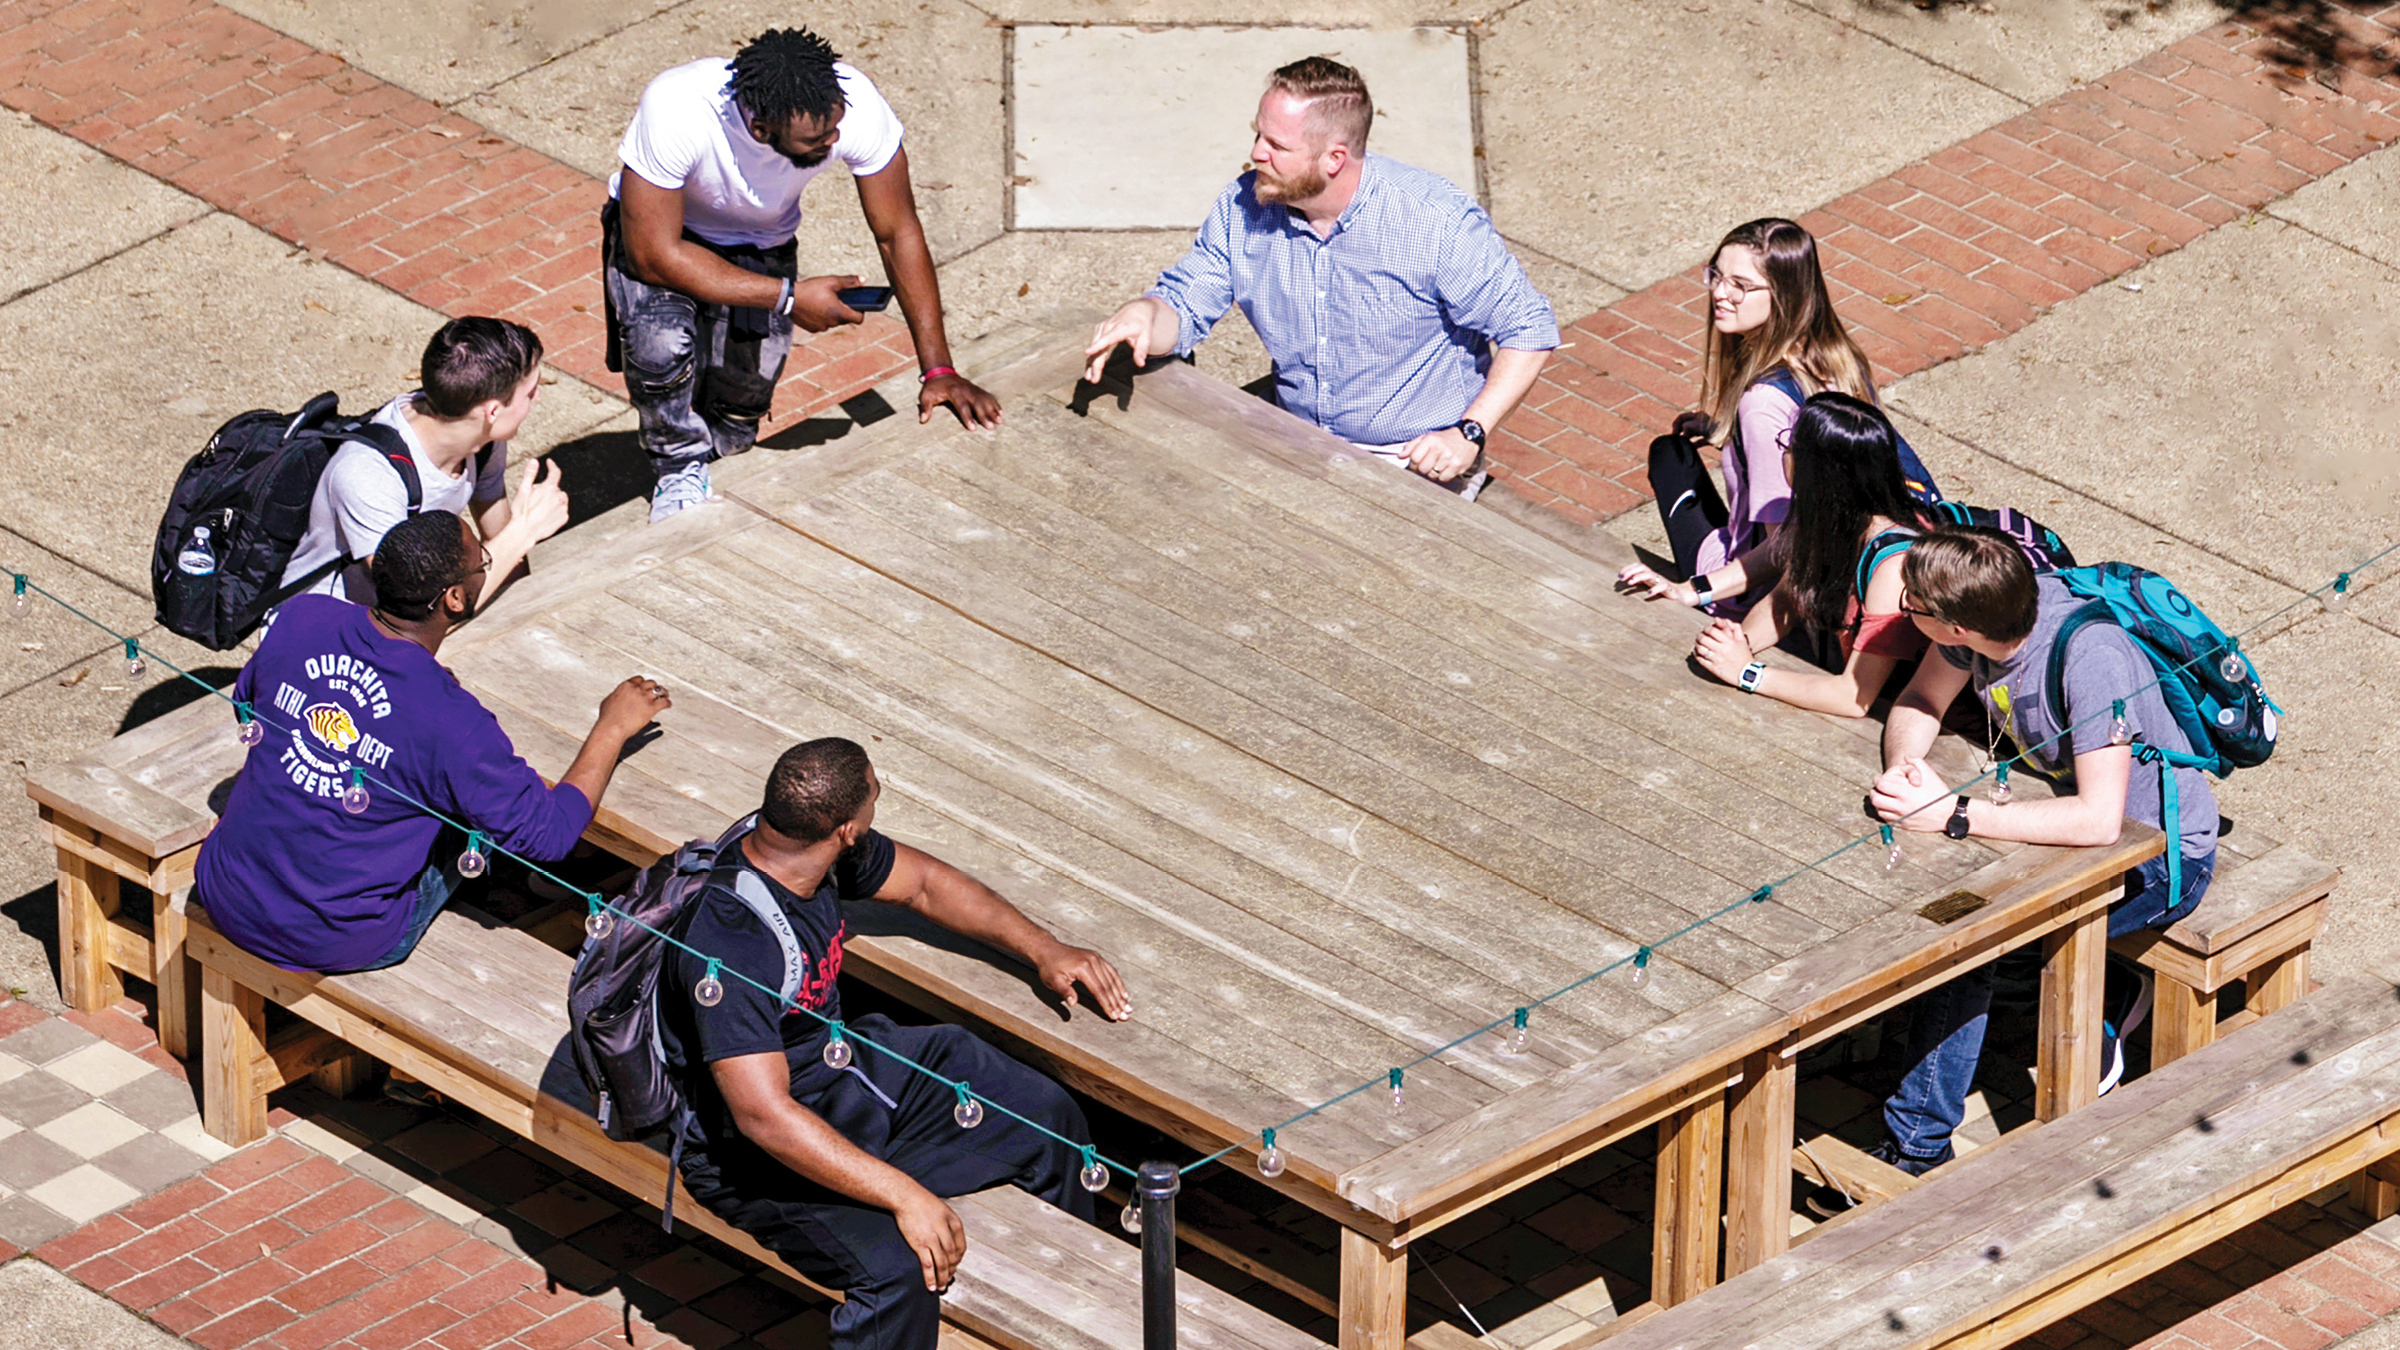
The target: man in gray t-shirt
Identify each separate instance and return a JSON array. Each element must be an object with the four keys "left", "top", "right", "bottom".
[
  {"left": 279, "top": 317, "right": 567, "bottom": 613},
  {"left": 1822, "top": 529, "right": 2222, "bottom": 1210}
]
